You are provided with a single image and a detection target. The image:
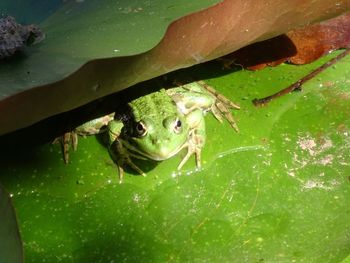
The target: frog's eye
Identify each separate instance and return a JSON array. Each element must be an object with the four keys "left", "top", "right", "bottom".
[
  {"left": 135, "top": 121, "right": 147, "bottom": 137},
  {"left": 173, "top": 118, "right": 182, "bottom": 134}
]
